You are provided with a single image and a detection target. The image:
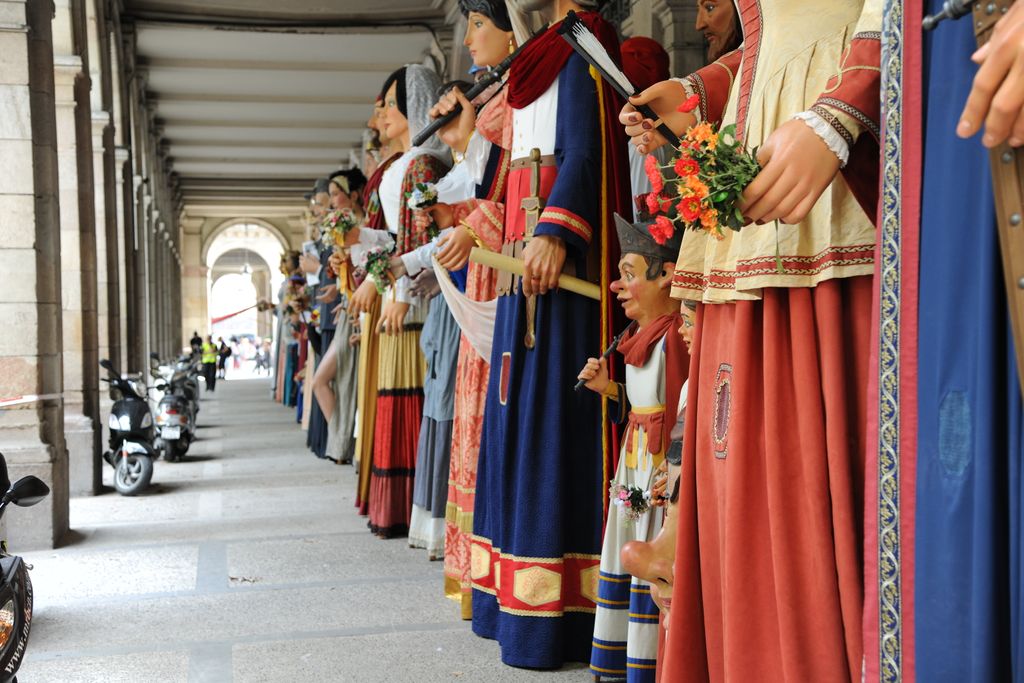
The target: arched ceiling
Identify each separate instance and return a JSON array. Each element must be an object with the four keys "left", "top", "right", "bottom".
[
  {"left": 211, "top": 248, "right": 270, "bottom": 273},
  {"left": 123, "top": 0, "right": 453, "bottom": 217}
]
